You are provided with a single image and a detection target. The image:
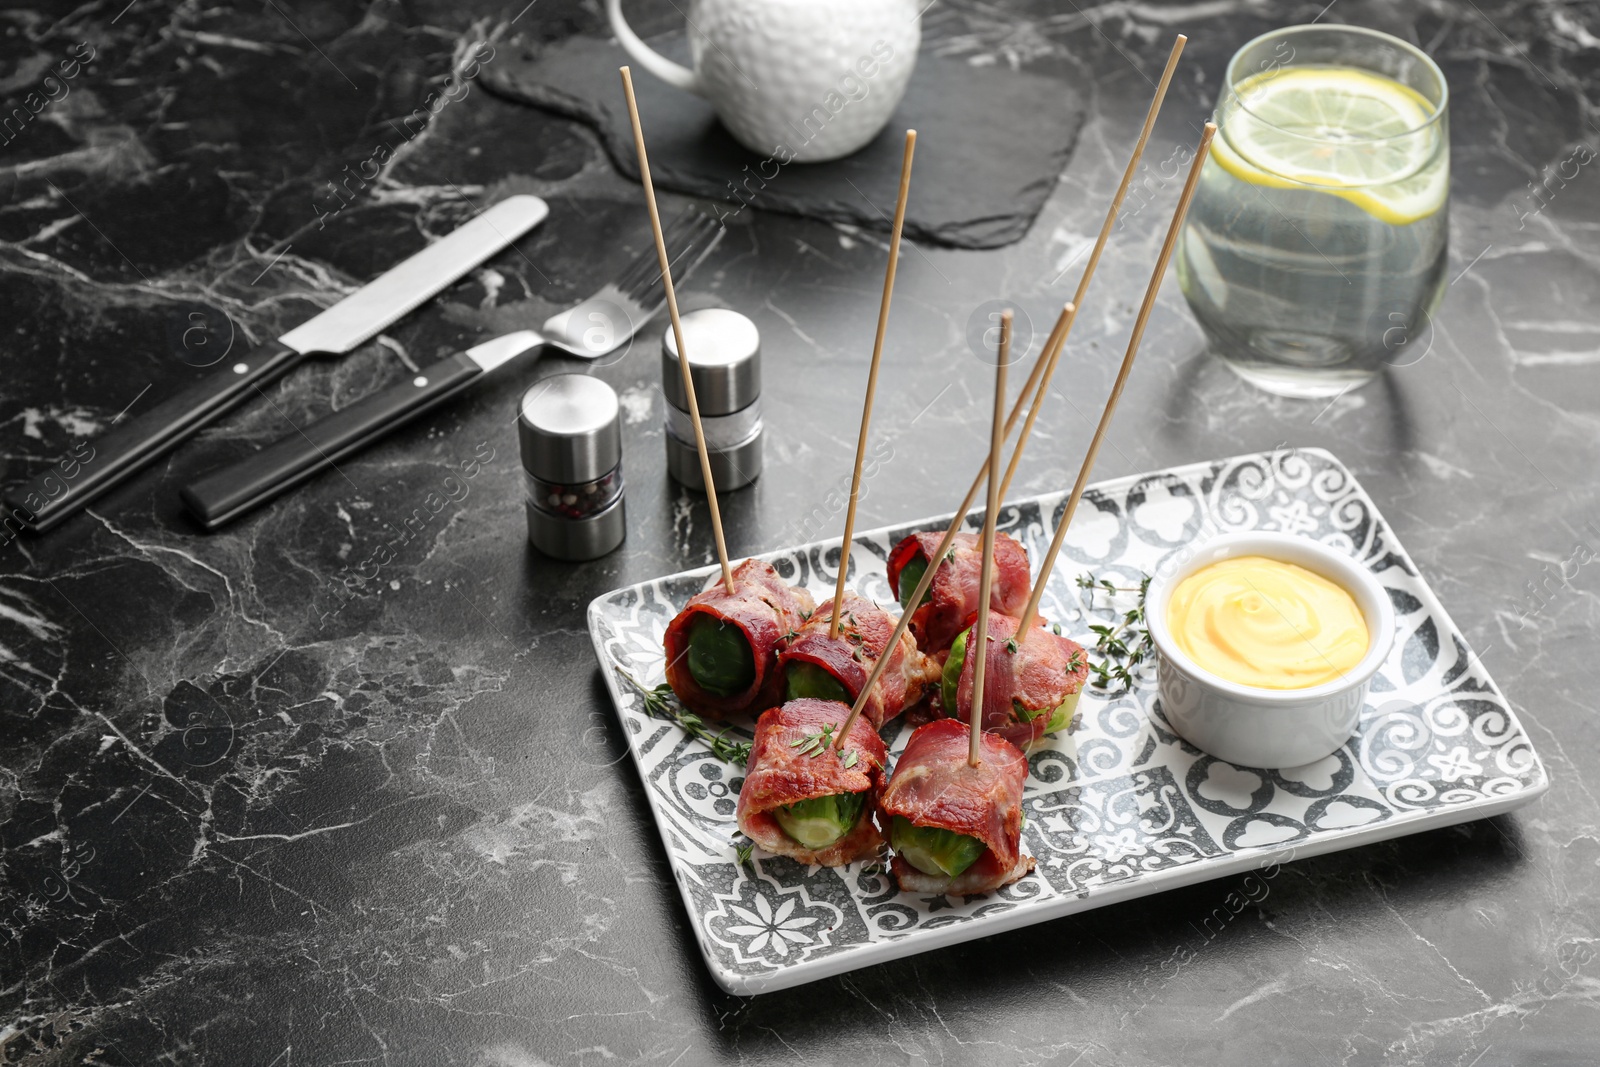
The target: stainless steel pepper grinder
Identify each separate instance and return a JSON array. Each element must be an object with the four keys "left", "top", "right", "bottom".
[
  {"left": 661, "top": 308, "right": 763, "bottom": 491},
  {"left": 519, "top": 373, "right": 626, "bottom": 560}
]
